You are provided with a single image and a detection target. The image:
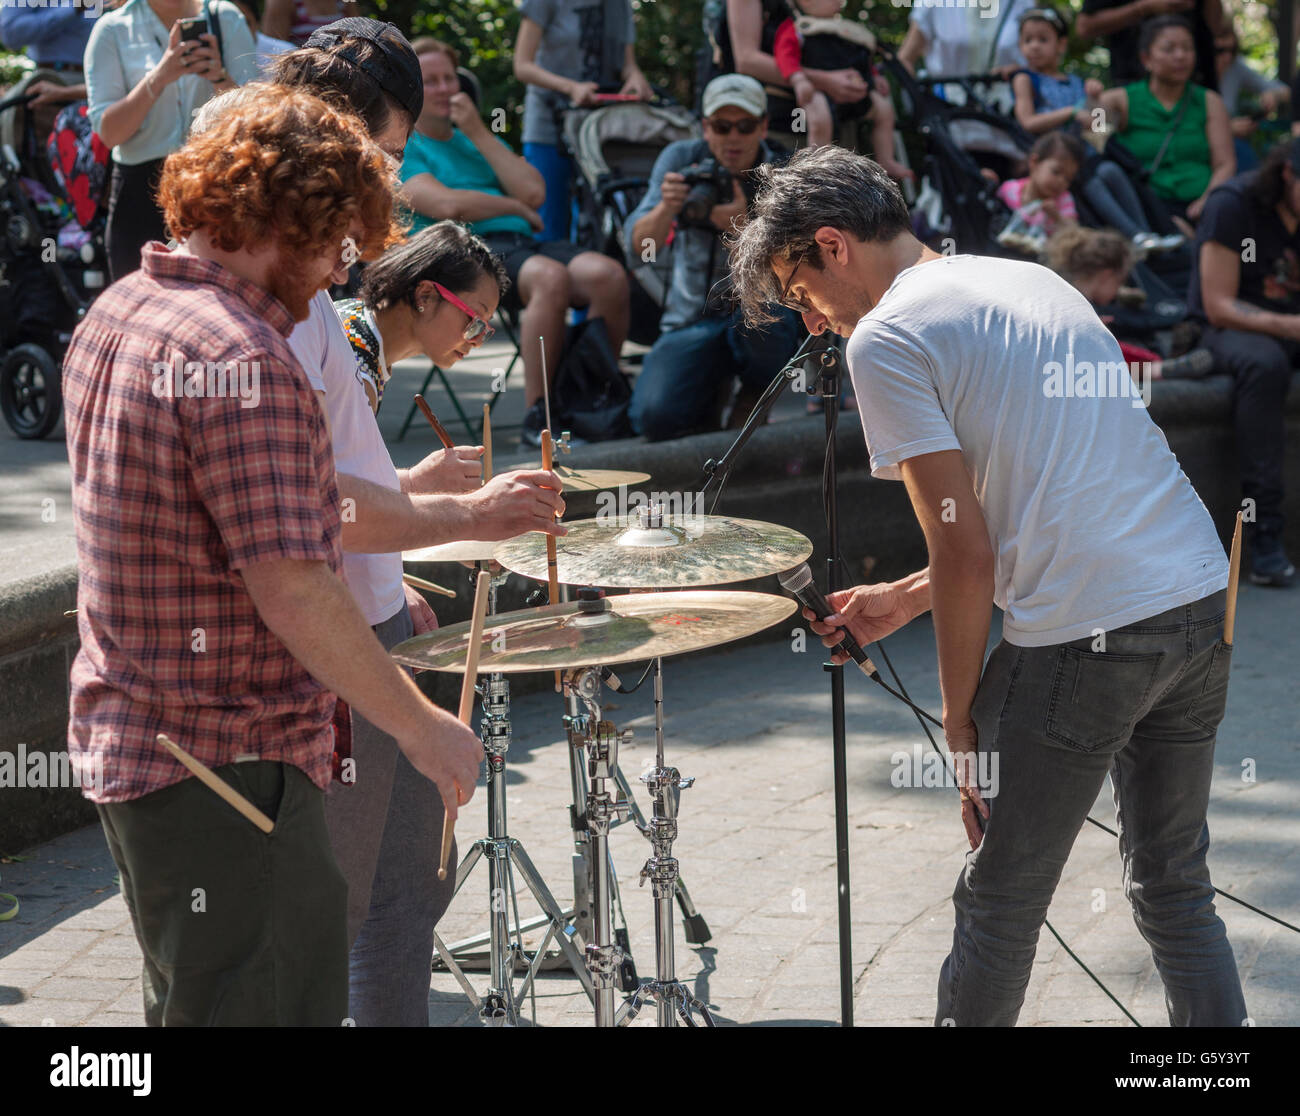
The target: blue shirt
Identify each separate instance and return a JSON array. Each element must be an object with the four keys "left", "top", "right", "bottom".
[
  {"left": 398, "top": 127, "right": 533, "bottom": 238},
  {"left": 1023, "top": 69, "right": 1086, "bottom": 112},
  {"left": 0, "top": 2, "right": 97, "bottom": 66},
  {"left": 85, "top": 0, "right": 259, "bottom": 166}
]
